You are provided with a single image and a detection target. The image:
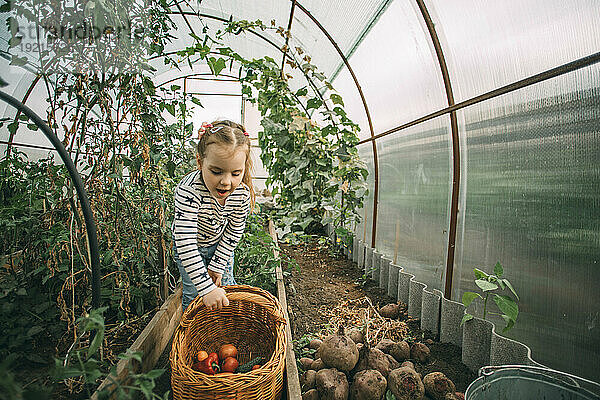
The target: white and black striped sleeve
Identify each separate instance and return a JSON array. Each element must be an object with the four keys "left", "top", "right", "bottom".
[
  {"left": 173, "top": 182, "right": 217, "bottom": 297},
  {"left": 208, "top": 192, "right": 251, "bottom": 274}
]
